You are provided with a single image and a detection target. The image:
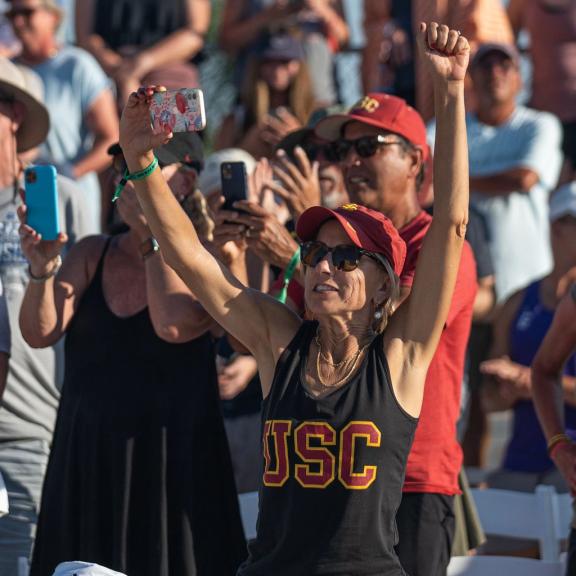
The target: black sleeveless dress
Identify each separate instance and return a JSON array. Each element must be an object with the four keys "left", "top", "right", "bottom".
[
  {"left": 238, "top": 321, "right": 418, "bottom": 576},
  {"left": 30, "top": 240, "right": 247, "bottom": 576}
]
